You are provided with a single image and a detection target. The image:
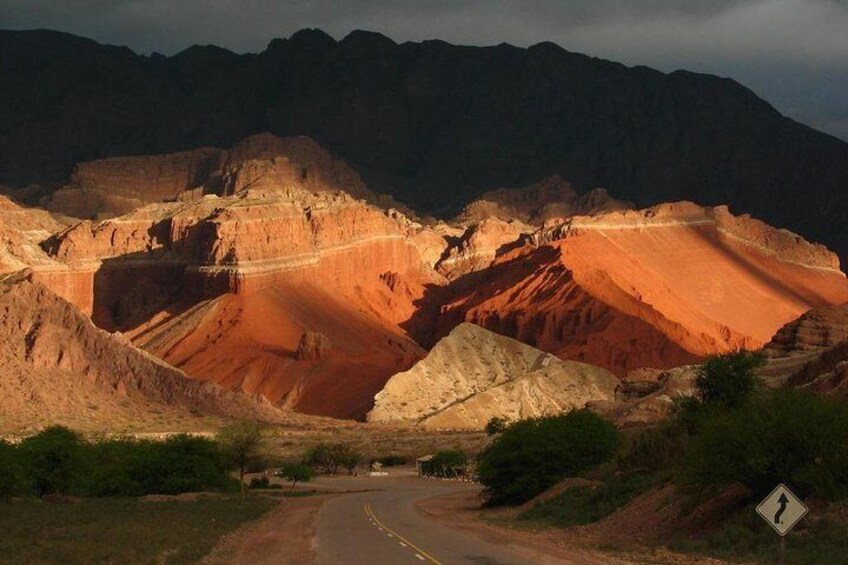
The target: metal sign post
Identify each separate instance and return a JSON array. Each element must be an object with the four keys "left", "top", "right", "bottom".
[{"left": 756, "top": 484, "right": 808, "bottom": 564}]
